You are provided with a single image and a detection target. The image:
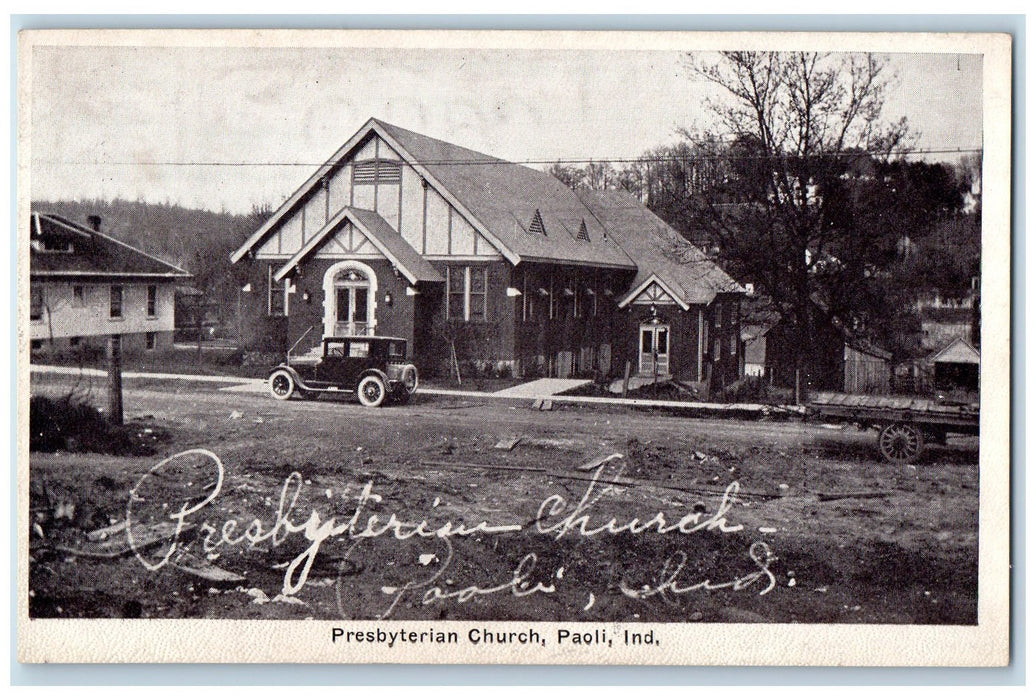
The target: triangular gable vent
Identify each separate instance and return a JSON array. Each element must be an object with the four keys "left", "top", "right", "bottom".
[
  {"left": 576, "top": 219, "right": 590, "bottom": 242},
  {"left": 529, "top": 209, "right": 546, "bottom": 235}
]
